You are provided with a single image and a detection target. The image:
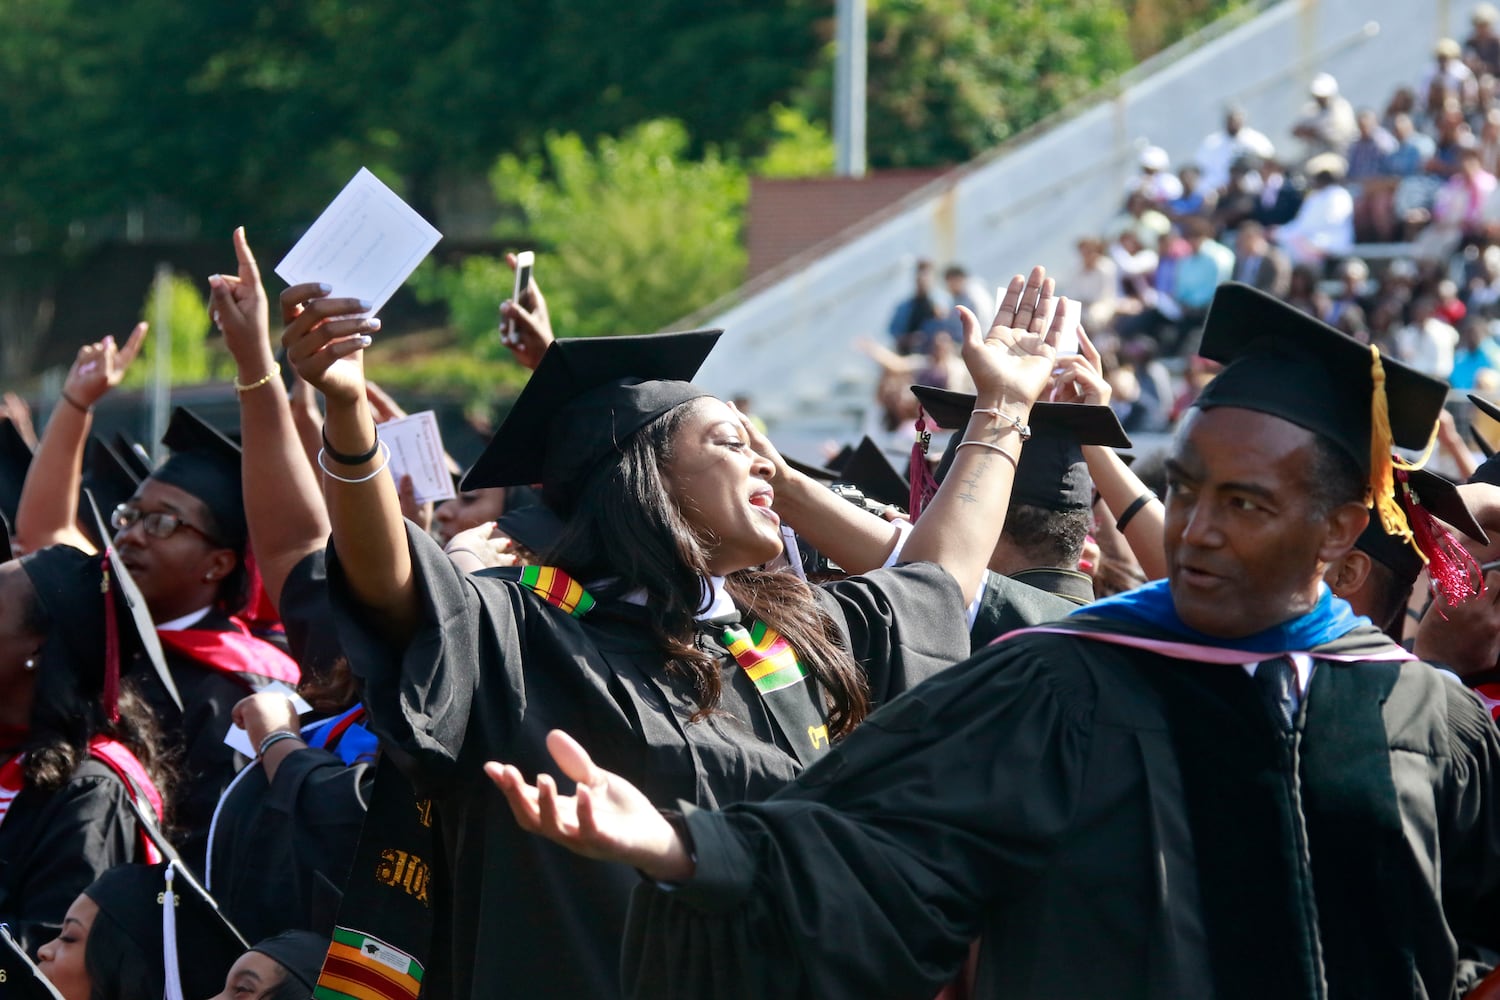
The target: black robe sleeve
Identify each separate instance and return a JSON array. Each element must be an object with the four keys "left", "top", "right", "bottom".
[
  {"left": 0, "top": 761, "right": 140, "bottom": 954},
  {"left": 621, "top": 640, "right": 1095, "bottom": 1000},
  {"left": 207, "top": 747, "right": 371, "bottom": 941},
  {"left": 276, "top": 550, "right": 345, "bottom": 684},
  {"left": 814, "top": 562, "right": 970, "bottom": 704}
]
